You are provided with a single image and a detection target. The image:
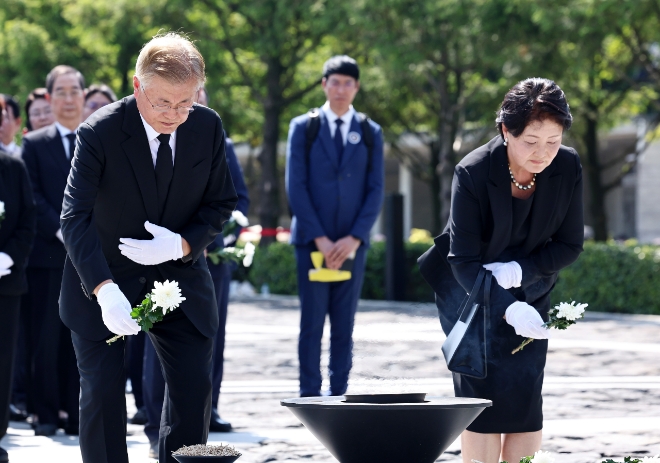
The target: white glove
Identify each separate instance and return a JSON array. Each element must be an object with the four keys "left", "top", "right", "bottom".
[
  {"left": 118, "top": 221, "right": 184, "bottom": 265},
  {"left": 55, "top": 228, "right": 64, "bottom": 243},
  {"left": 223, "top": 234, "right": 237, "bottom": 246},
  {"left": 483, "top": 261, "right": 522, "bottom": 289},
  {"left": 505, "top": 301, "right": 551, "bottom": 339},
  {"left": 0, "top": 252, "right": 13, "bottom": 278},
  {"left": 96, "top": 283, "right": 140, "bottom": 336}
]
